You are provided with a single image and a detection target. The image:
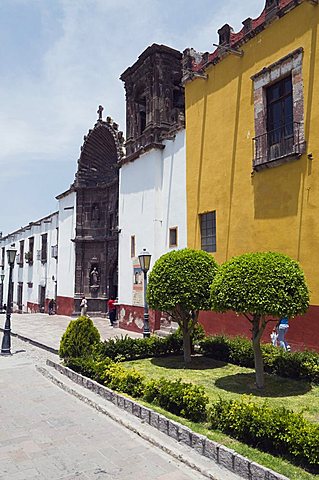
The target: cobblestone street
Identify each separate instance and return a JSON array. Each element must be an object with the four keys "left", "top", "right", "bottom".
[{"left": 0, "top": 338, "right": 208, "bottom": 480}]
